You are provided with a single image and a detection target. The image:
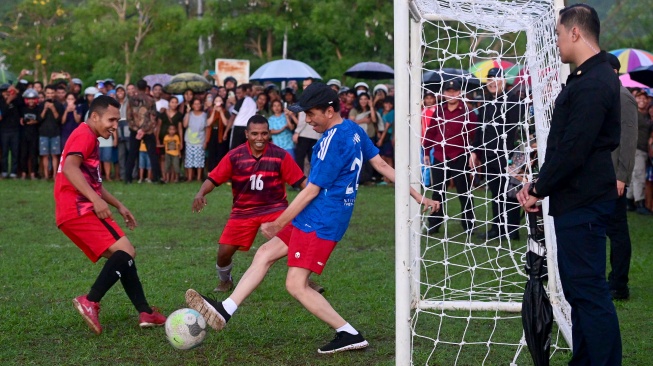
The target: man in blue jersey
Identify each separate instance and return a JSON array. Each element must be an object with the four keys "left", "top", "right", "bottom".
[{"left": 185, "top": 83, "right": 440, "bottom": 354}]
